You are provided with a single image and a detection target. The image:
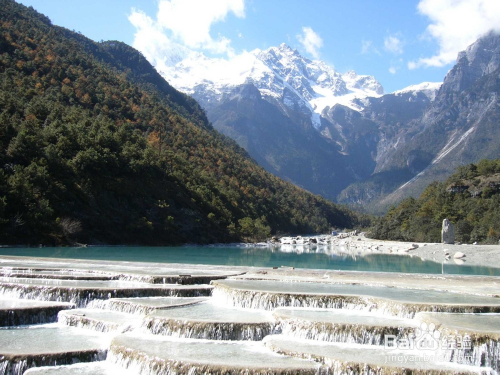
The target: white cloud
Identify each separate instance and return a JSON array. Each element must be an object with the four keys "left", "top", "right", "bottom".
[
  {"left": 407, "top": 61, "right": 418, "bottom": 70},
  {"left": 297, "top": 27, "right": 323, "bottom": 59},
  {"left": 129, "top": 0, "right": 245, "bottom": 58},
  {"left": 384, "top": 34, "right": 404, "bottom": 55},
  {"left": 409, "top": 0, "right": 500, "bottom": 69},
  {"left": 388, "top": 58, "right": 404, "bottom": 75},
  {"left": 129, "top": 10, "right": 174, "bottom": 69},
  {"left": 361, "top": 40, "right": 380, "bottom": 55}
]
